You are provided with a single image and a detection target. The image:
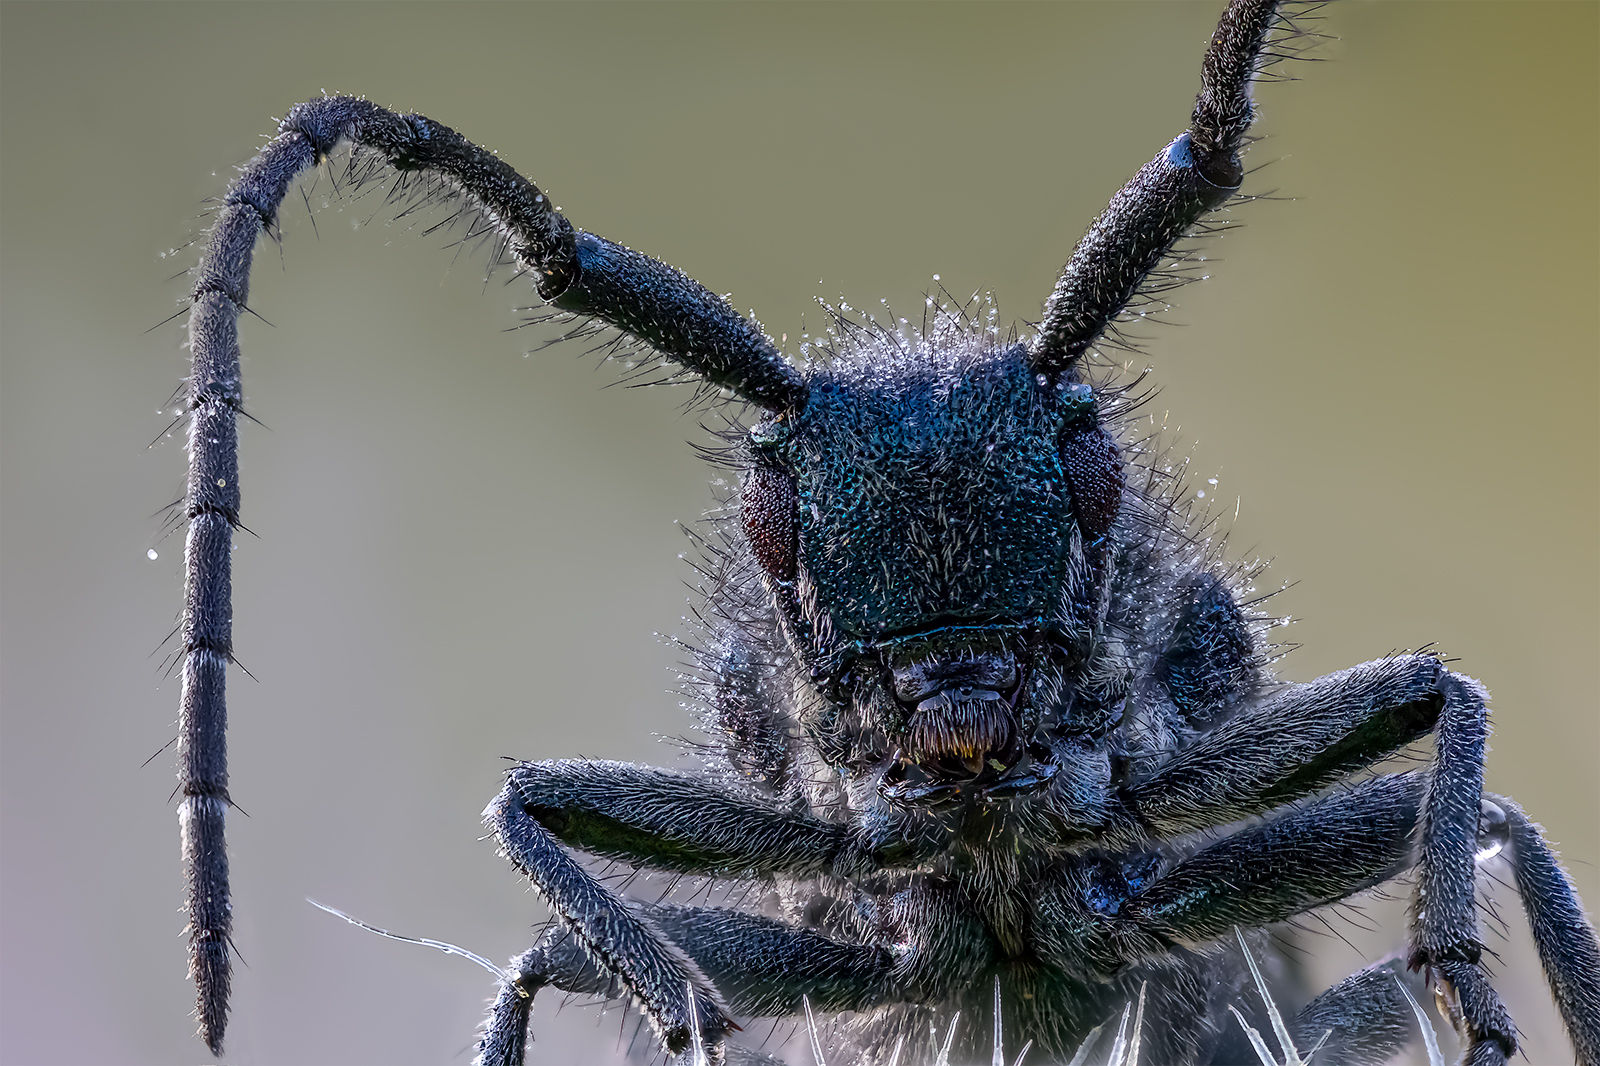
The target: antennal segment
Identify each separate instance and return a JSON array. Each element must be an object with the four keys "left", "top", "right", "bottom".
[{"left": 1029, "top": 0, "right": 1282, "bottom": 371}]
